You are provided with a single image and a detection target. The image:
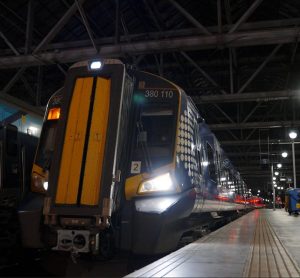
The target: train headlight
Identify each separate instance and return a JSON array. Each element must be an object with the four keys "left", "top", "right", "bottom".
[
  {"left": 138, "top": 173, "right": 175, "bottom": 194},
  {"left": 32, "top": 172, "right": 48, "bottom": 193},
  {"left": 43, "top": 181, "right": 49, "bottom": 191},
  {"left": 88, "top": 60, "right": 102, "bottom": 70}
]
